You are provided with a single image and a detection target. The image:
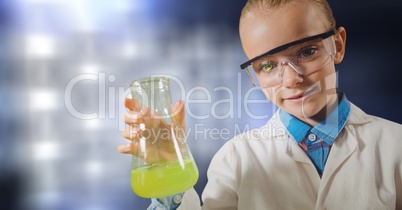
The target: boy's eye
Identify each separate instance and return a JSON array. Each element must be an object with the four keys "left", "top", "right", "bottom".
[
  {"left": 300, "top": 48, "right": 317, "bottom": 58},
  {"left": 260, "top": 62, "right": 275, "bottom": 72}
]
